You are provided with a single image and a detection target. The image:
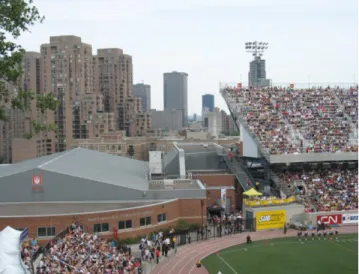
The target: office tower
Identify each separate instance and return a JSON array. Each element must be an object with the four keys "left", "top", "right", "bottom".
[
  {"left": 248, "top": 57, "right": 269, "bottom": 88},
  {"left": 163, "top": 71, "right": 188, "bottom": 127},
  {"left": 202, "top": 94, "right": 215, "bottom": 112},
  {"left": 40, "top": 35, "right": 94, "bottom": 152},
  {"left": 134, "top": 83, "right": 151, "bottom": 112},
  {"left": 151, "top": 109, "right": 183, "bottom": 130}
]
